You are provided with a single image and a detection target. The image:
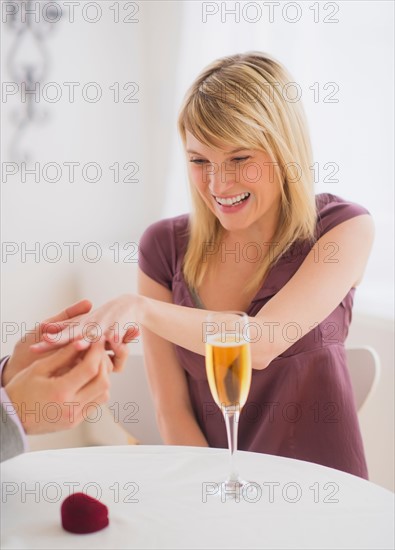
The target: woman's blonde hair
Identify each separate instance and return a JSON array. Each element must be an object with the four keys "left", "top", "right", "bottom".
[{"left": 178, "top": 51, "right": 317, "bottom": 295}]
